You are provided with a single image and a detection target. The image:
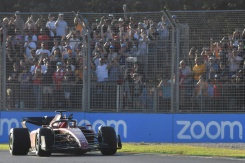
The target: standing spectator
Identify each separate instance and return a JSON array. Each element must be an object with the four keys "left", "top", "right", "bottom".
[
  {"left": 32, "top": 62, "right": 43, "bottom": 110},
  {"left": 42, "top": 61, "right": 55, "bottom": 108},
  {"left": 93, "top": 51, "right": 101, "bottom": 68},
  {"left": 193, "top": 57, "right": 206, "bottom": 83},
  {"left": 62, "top": 67, "right": 75, "bottom": 108},
  {"left": 74, "top": 13, "right": 86, "bottom": 38},
  {"left": 118, "top": 44, "right": 130, "bottom": 67},
  {"left": 51, "top": 38, "right": 62, "bottom": 55},
  {"left": 0, "top": 17, "right": 9, "bottom": 38},
  {"left": 46, "top": 14, "right": 56, "bottom": 39},
  {"left": 107, "top": 57, "right": 120, "bottom": 82},
  {"left": 62, "top": 45, "right": 76, "bottom": 63},
  {"left": 55, "top": 13, "right": 68, "bottom": 40},
  {"left": 52, "top": 62, "right": 65, "bottom": 107},
  {"left": 195, "top": 75, "right": 208, "bottom": 110},
  {"left": 35, "top": 15, "right": 46, "bottom": 35},
  {"left": 7, "top": 63, "right": 21, "bottom": 109},
  {"left": 217, "top": 62, "right": 229, "bottom": 82},
  {"left": 8, "top": 16, "right": 16, "bottom": 36},
  {"left": 137, "top": 29, "right": 149, "bottom": 63},
  {"left": 107, "top": 45, "right": 118, "bottom": 62},
  {"left": 188, "top": 47, "right": 197, "bottom": 67},
  {"left": 126, "top": 22, "right": 137, "bottom": 43},
  {"left": 179, "top": 60, "right": 192, "bottom": 109},
  {"left": 50, "top": 48, "right": 62, "bottom": 67},
  {"left": 157, "top": 77, "right": 171, "bottom": 111},
  {"left": 37, "top": 28, "right": 50, "bottom": 49},
  {"left": 206, "top": 56, "right": 218, "bottom": 80},
  {"left": 103, "top": 25, "right": 114, "bottom": 41},
  {"left": 74, "top": 63, "right": 83, "bottom": 108},
  {"left": 228, "top": 49, "right": 240, "bottom": 77},
  {"left": 18, "top": 65, "right": 32, "bottom": 109},
  {"left": 96, "top": 58, "right": 108, "bottom": 82},
  {"left": 148, "top": 24, "right": 159, "bottom": 55},
  {"left": 67, "top": 32, "right": 80, "bottom": 52},
  {"left": 132, "top": 73, "right": 144, "bottom": 109},
  {"left": 6, "top": 88, "right": 14, "bottom": 110},
  {"left": 35, "top": 42, "right": 51, "bottom": 59},
  {"left": 30, "top": 57, "right": 46, "bottom": 85},
  {"left": 14, "top": 35, "right": 25, "bottom": 60},
  {"left": 224, "top": 75, "right": 238, "bottom": 110},
  {"left": 207, "top": 79, "right": 215, "bottom": 109},
  {"left": 65, "top": 58, "right": 76, "bottom": 72},
  {"left": 24, "top": 35, "right": 37, "bottom": 59},
  {"left": 14, "top": 11, "right": 25, "bottom": 35},
  {"left": 24, "top": 15, "right": 37, "bottom": 34},
  {"left": 24, "top": 28, "right": 37, "bottom": 43},
  {"left": 157, "top": 15, "right": 169, "bottom": 40},
  {"left": 213, "top": 76, "right": 223, "bottom": 110},
  {"left": 236, "top": 69, "right": 245, "bottom": 108}
]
